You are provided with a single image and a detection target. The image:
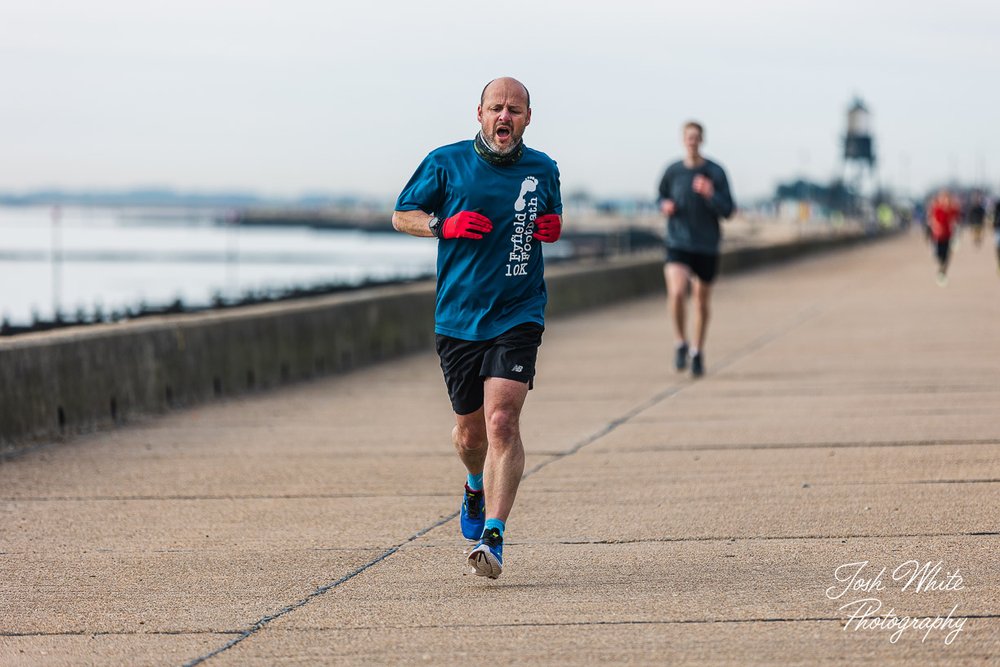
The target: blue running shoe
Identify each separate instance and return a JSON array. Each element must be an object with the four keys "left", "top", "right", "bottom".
[
  {"left": 468, "top": 526, "right": 503, "bottom": 579},
  {"left": 674, "top": 343, "right": 689, "bottom": 372},
  {"left": 460, "top": 484, "right": 485, "bottom": 541},
  {"left": 691, "top": 351, "right": 704, "bottom": 378}
]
